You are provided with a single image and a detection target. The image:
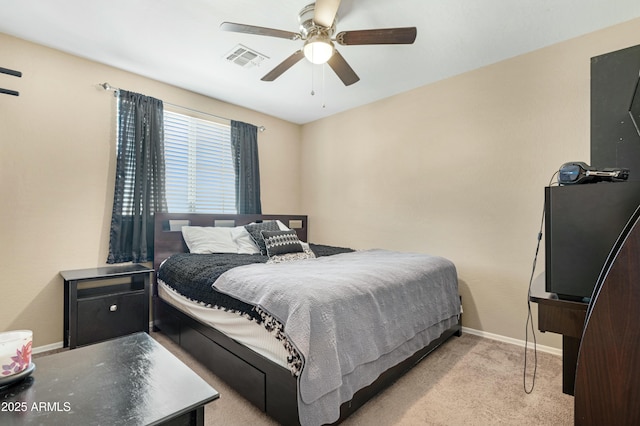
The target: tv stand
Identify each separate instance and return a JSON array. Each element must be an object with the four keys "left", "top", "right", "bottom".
[{"left": 529, "top": 281, "right": 587, "bottom": 396}]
